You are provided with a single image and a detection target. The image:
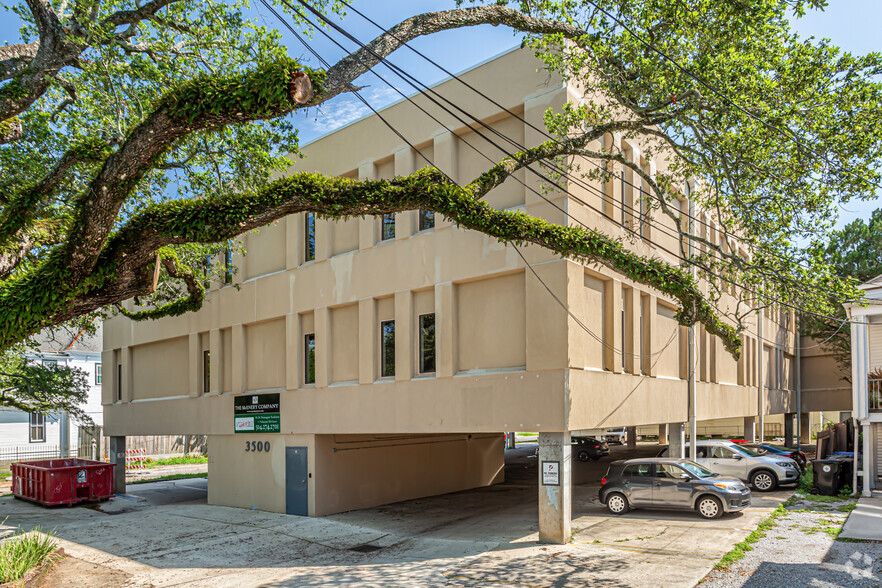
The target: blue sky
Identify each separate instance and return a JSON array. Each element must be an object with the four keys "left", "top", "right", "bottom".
[{"left": 1, "top": 0, "right": 879, "bottom": 227}]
